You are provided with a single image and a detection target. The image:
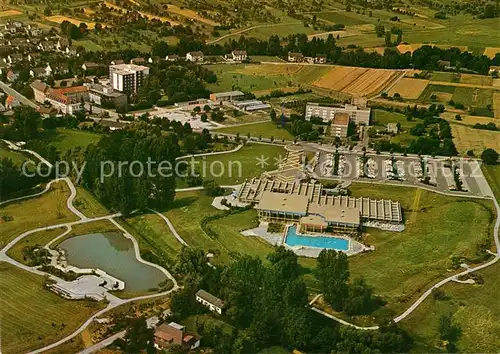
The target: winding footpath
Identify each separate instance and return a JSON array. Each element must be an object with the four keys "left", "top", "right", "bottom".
[
  {"left": 0, "top": 145, "right": 181, "bottom": 353},
  {"left": 1, "top": 140, "right": 499, "bottom": 350}
]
